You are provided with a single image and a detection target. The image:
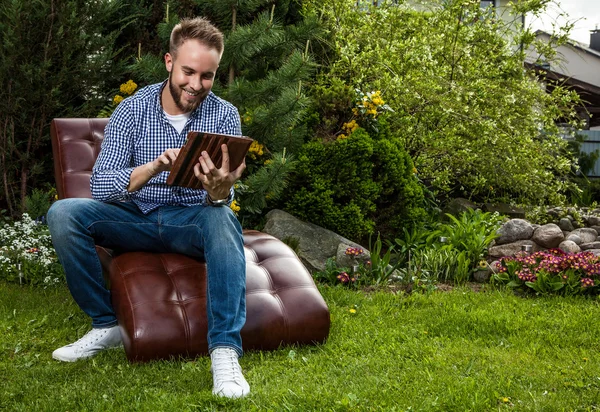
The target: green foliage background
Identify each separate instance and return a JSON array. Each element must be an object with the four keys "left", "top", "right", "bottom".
[
  {"left": 0, "top": 0, "right": 134, "bottom": 217},
  {"left": 304, "top": 0, "right": 583, "bottom": 206},
  {"left": 0, "top": 0, "right": 591, "bottom": 237}
]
